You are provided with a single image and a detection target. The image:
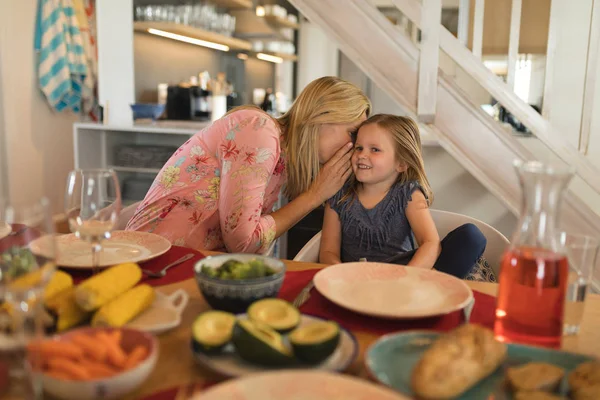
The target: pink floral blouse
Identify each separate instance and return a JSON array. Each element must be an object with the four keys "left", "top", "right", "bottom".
[{"left": 126, "top": 109, "right": 286, "bottom": 254}]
